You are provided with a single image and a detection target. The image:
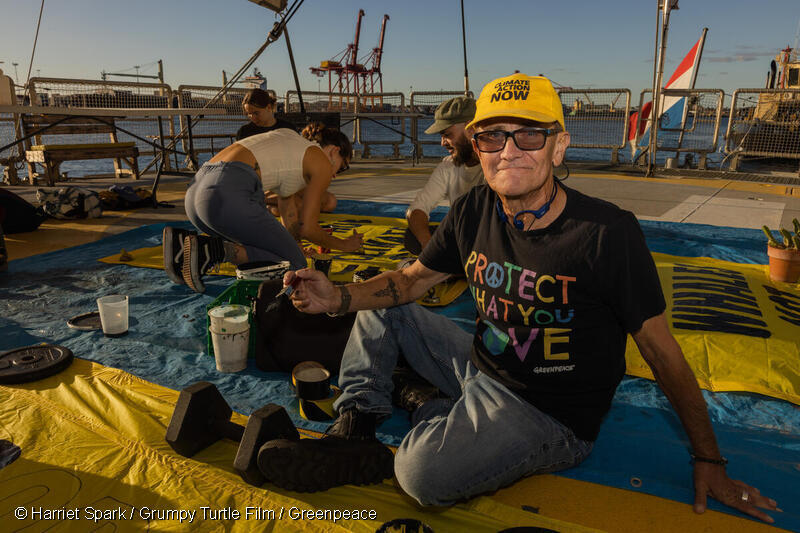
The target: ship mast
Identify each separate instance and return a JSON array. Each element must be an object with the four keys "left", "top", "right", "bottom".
[
  {"left": 793, "top": 18, "right": 800, "bottom": 61},
  {"left": 647, "top": 0, "right": 679, "bottom": 176}
]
